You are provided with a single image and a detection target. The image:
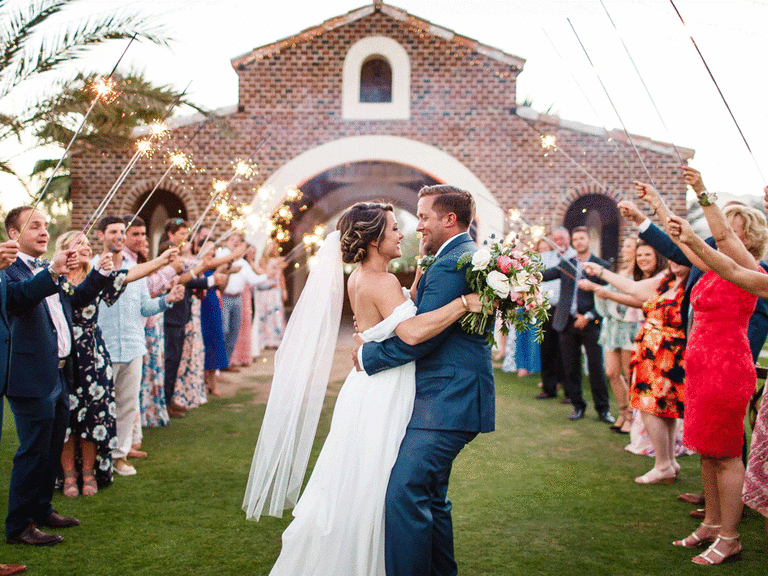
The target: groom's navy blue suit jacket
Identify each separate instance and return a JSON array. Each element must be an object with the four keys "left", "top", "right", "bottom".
[{"left": 361, "top": 232, "right": 495, "bottom": 433}]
